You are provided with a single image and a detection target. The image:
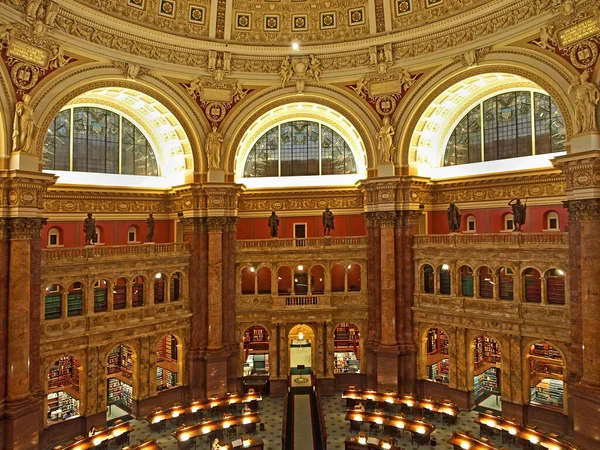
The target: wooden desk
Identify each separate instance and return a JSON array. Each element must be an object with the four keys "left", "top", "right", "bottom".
[
  {"left": 345, "top": 435, "right": 397, "bottom": 450},
  {"left": 344, "top": 411, "right": 434, "bottom": 445},
  {"left": 448, "top": 431, "right": 496, "bottom": 450},
  {"left": 217, "top": 436, "right": 264, "bottom": 449},
  {"left": 476, "top": 413, "right": 579, "bottom": 450},
  {"left": 171, "top": 412, "right": 261, "bottom": 444},
  {"left": 342, "top": 389, "right": 459, "bottom": 421},
  {"left": 148, "top": 392, "right": 262, "bottom": 425},
  {"left": 123, "top": 439, "right": 162, "bottom": 450},
  {"left": 61, "top": 423, "right": 133, "bottom": 450}
]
